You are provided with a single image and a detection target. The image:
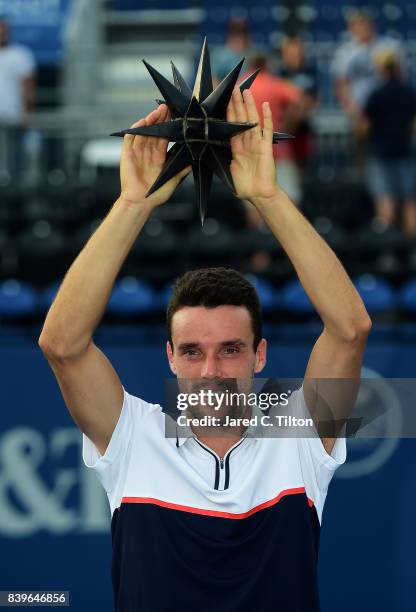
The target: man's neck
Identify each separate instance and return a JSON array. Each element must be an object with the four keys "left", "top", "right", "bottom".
[
  {"left": 194, "top": 433, "right": 245, "bottom": 458},
  {"left": 191, "top": 405, "right": 251, "bottom": 457}
]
